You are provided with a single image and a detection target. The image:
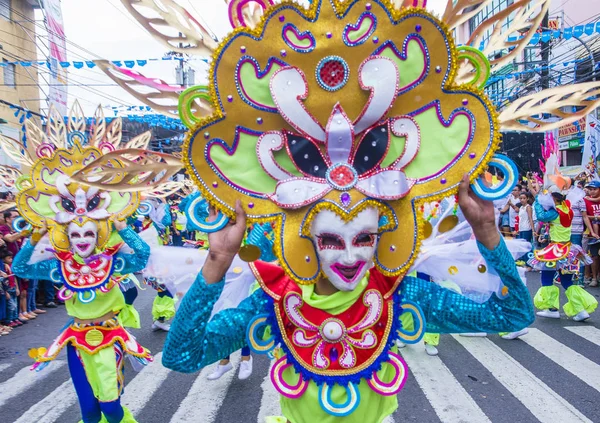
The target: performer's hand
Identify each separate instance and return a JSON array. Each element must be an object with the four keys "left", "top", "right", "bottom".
[
  {"left": 203, "top": 200, "right": 246, "bottom": 284},
  {"left": 458, "top": 174, "right": 500, "bottom": 250},
  {"left": 114, "top": 219, "right": 127, "bottom": 231},
  {"left": 31, "top": 222, "right": 48, "bottom": 246}
]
